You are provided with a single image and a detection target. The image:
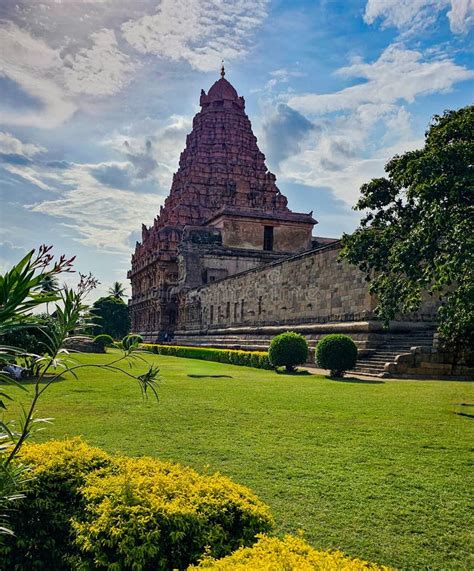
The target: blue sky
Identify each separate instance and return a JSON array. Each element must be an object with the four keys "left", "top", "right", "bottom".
[{"left": 0, "top": 0, "right": 473, "bottom": 299}]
